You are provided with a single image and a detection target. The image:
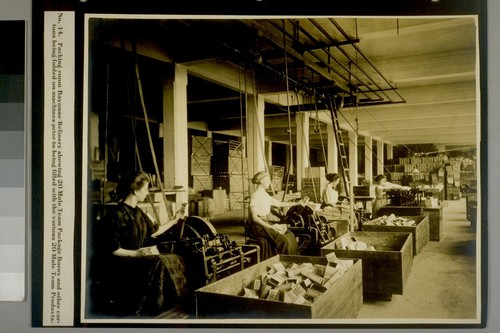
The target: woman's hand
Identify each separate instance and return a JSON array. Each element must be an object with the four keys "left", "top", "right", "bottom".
[
  {"left": 175, "top": 203, "right": 188, "bottom": 220},
  {"left": 112, "top": 246, "right": 159, "bottom": 257},
  {"left": 151, "top": 206, "right": 187, "bottom": 238},
  {"left": 137, "top": 245, "right": 160, "bottom": 257},
  {"left": 271, "top": 223, "right": 287, "bottom": 234}
]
